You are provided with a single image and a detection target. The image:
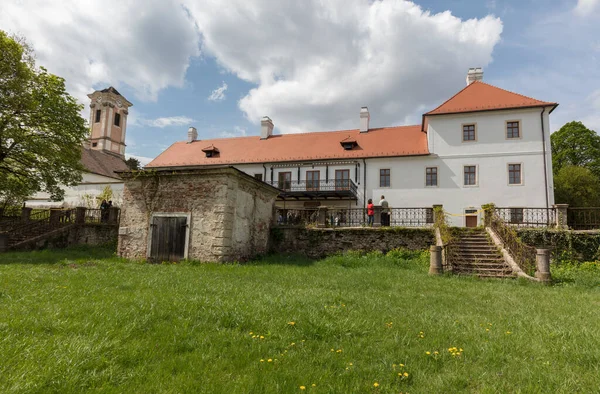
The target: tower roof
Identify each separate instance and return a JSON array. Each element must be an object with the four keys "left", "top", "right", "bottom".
[{"left": 100, "top": 86, "right": 123, "bottom": 96}]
